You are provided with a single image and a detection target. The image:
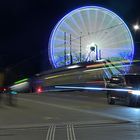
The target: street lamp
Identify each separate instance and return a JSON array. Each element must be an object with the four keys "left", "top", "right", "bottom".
[
  {"left": 132, "top": 23, "right": 140, "bottom": 44},
  {"left": 133, "top": 24, "right": 140, "bottom": 31}
]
